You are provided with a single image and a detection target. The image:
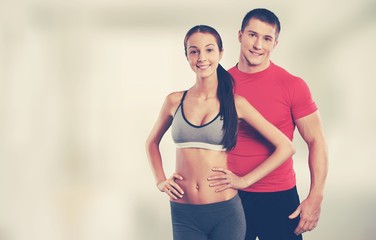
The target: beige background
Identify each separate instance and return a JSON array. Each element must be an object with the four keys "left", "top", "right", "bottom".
[{"left": 1, "top": 0, "right": 376, "bottom": 239}]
